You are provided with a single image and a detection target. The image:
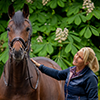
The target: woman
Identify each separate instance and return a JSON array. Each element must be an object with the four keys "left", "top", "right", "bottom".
[{"left": 31, "top": 47, "right": 99, "bottom": 100}]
